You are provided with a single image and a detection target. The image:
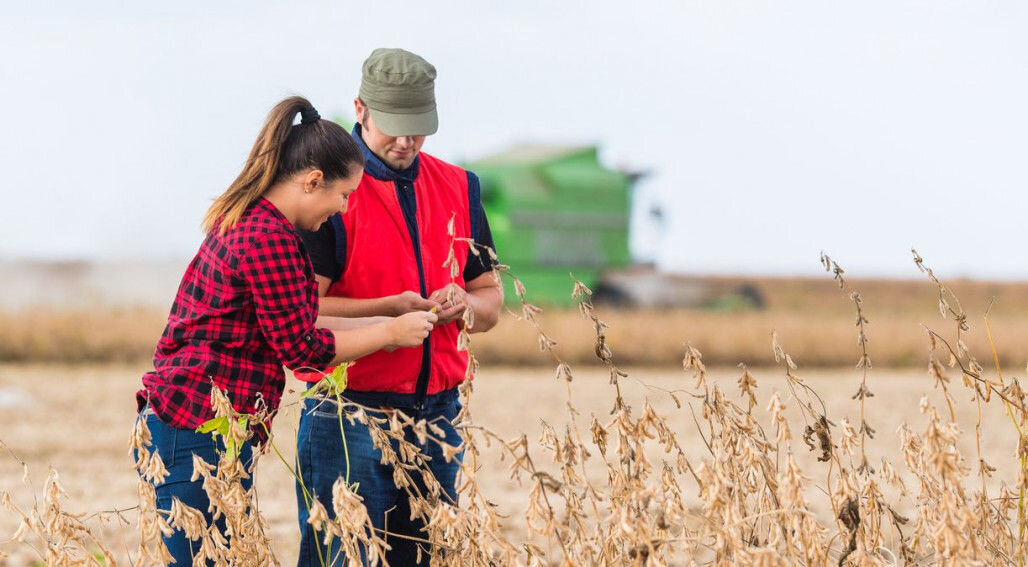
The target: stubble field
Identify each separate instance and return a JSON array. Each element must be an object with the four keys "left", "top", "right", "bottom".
[
  {"left": 0, "top": 362, "right": 1020, "bottom": 564},
  {"left": 3, "top": 259, "right": 1028, "bottom": 563}
]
